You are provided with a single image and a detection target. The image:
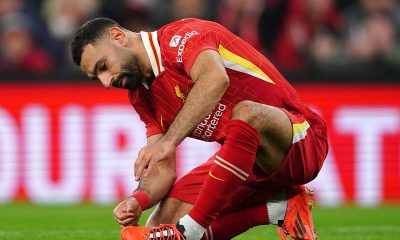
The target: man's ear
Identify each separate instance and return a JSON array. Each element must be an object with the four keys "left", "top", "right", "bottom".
[{"left": 108, "top": 27, "right": 128, "bottom": 46}]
